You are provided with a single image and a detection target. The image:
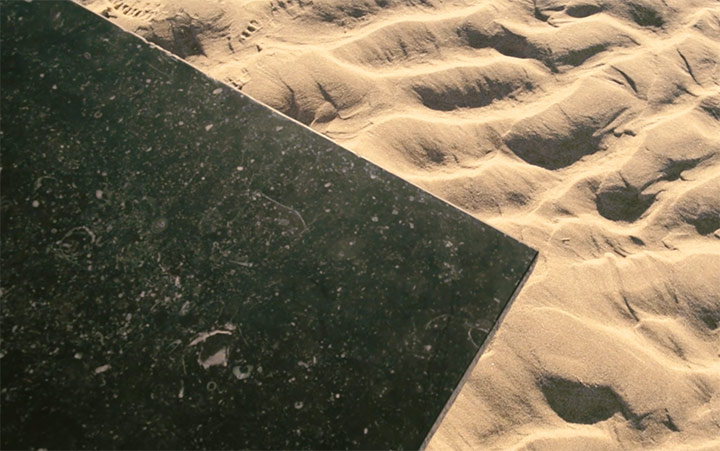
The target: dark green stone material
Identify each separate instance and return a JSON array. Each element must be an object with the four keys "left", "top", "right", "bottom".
[{"left": 0, "top": 2, "right": 536, "bottom": 449}]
